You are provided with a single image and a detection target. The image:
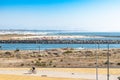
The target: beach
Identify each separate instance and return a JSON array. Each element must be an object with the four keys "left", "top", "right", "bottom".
[
  {"left": 0, "top": 34, "right": 104, "bottom": 40},
  {"left": 0, "top": 68, "right": 119, "bottom": 80},
  {"left": 0, "top": 31, "right": 120, "bottom": 80},
  {"left": 0, "top": 74, "right": 88, "bottom": 80},
  {"left": 0, "top": 42, "right": 120, "bottom": 80},
  {"left": 1, "top": 0, "right": 120, "bottom": 79}
]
